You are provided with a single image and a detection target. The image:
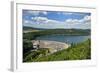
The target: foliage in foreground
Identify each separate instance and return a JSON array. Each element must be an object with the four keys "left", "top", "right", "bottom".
[{"left": 23, "top": 39, "right": 91, "bottom": 62}]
